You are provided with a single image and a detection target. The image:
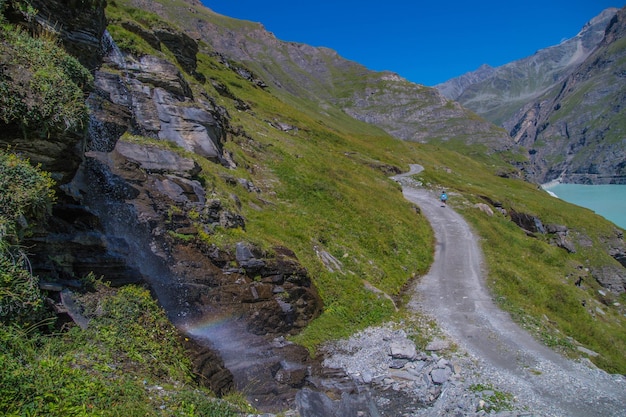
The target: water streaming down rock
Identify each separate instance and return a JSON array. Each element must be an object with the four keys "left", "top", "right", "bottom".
[
  {"left": 101, "top": 29, "right": 127, "bottom": 70},
  {"left": 86, "top": 30, "right": 133, "bottom": 152},
  {"left": 64, "top": 30, "right": 186, "bottom": 316},
  {"left": 77, "top": 155, "right": 185, "bottom": 315}
]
